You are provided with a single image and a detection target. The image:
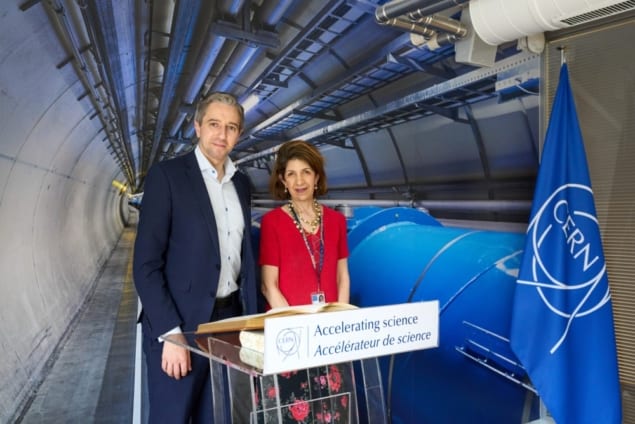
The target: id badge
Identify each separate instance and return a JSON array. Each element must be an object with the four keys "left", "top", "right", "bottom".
[{"left": 311, "top": 291, "right": 326, "bottom": 304}]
